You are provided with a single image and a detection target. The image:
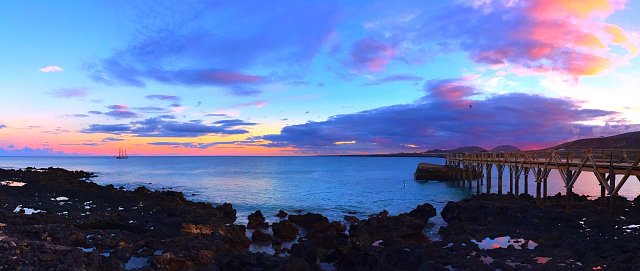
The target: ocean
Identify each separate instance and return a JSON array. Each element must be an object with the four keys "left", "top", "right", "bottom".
[{"left": 1, "top": 156, "right": 639, "bottom": 228}]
